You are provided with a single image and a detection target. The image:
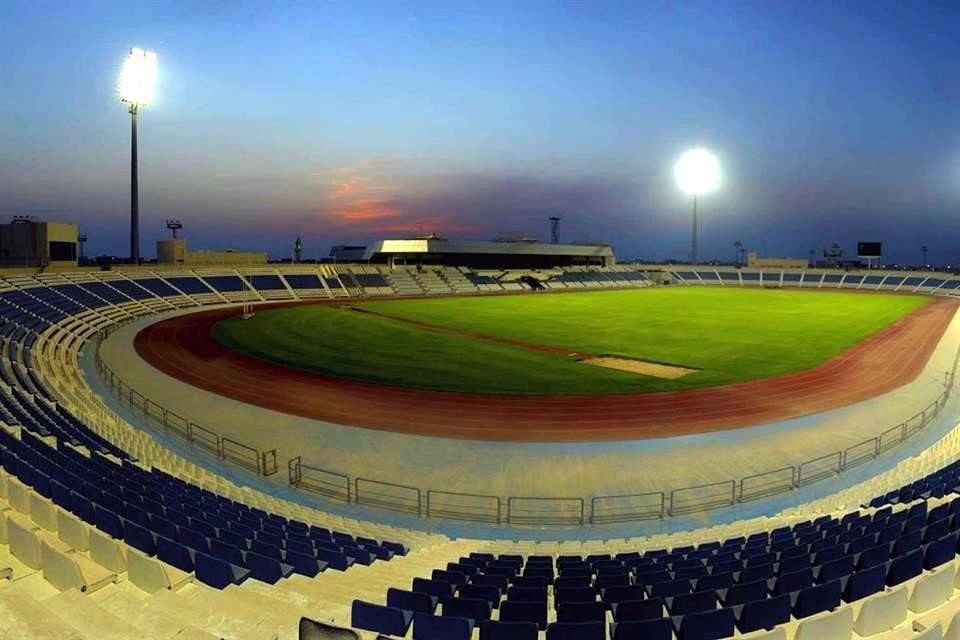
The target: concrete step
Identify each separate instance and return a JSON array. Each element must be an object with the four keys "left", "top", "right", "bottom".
[
  {"left": 41, "top": 588, "right": 163, "bottom": 640},
  {"left": 0, "top": 590, "right": 86, "bottom": 640}
]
